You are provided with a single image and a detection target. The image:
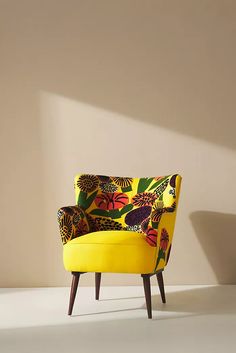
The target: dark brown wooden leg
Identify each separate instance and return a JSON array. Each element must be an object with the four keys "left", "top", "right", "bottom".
[
  {"left": 156, "top": 271, "right": 166, "bottom": 303},
  {"left": 68, "top": 272, "right": 80, "bottom": 315},
  {"left": 95, "top": 272, "right": 101, "bottom": 300},
  {"left": 142, "top": 274, "right": 152, "bottom": 319}
]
